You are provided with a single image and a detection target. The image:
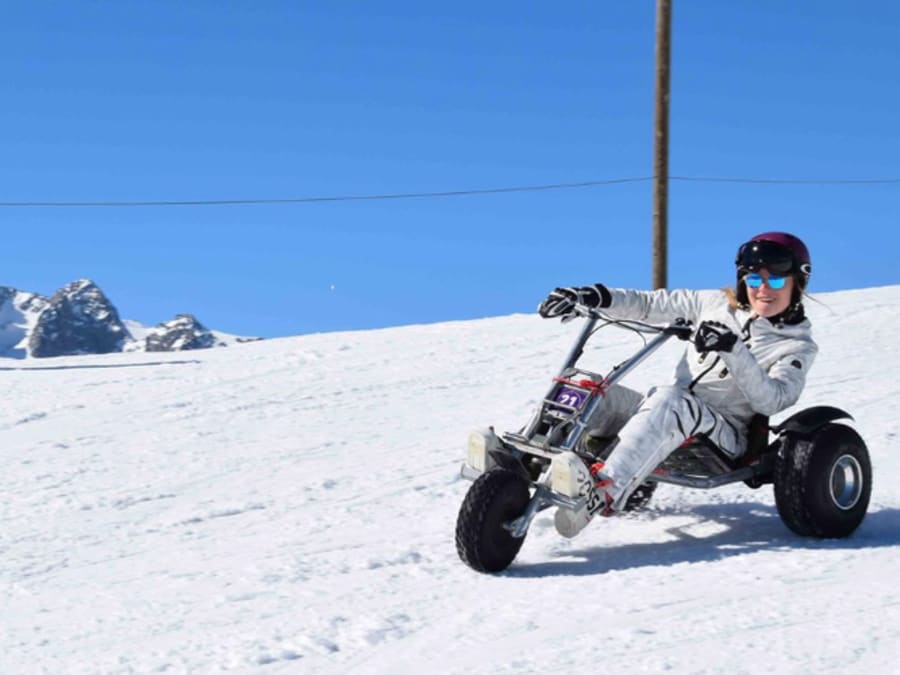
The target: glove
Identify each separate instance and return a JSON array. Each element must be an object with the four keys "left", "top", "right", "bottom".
[
  {"left": 537, "top": 284, "right": 611, "bottom": 319},
  {"left": 693, "top": 321, "right": 738, "bottom": 353}
]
